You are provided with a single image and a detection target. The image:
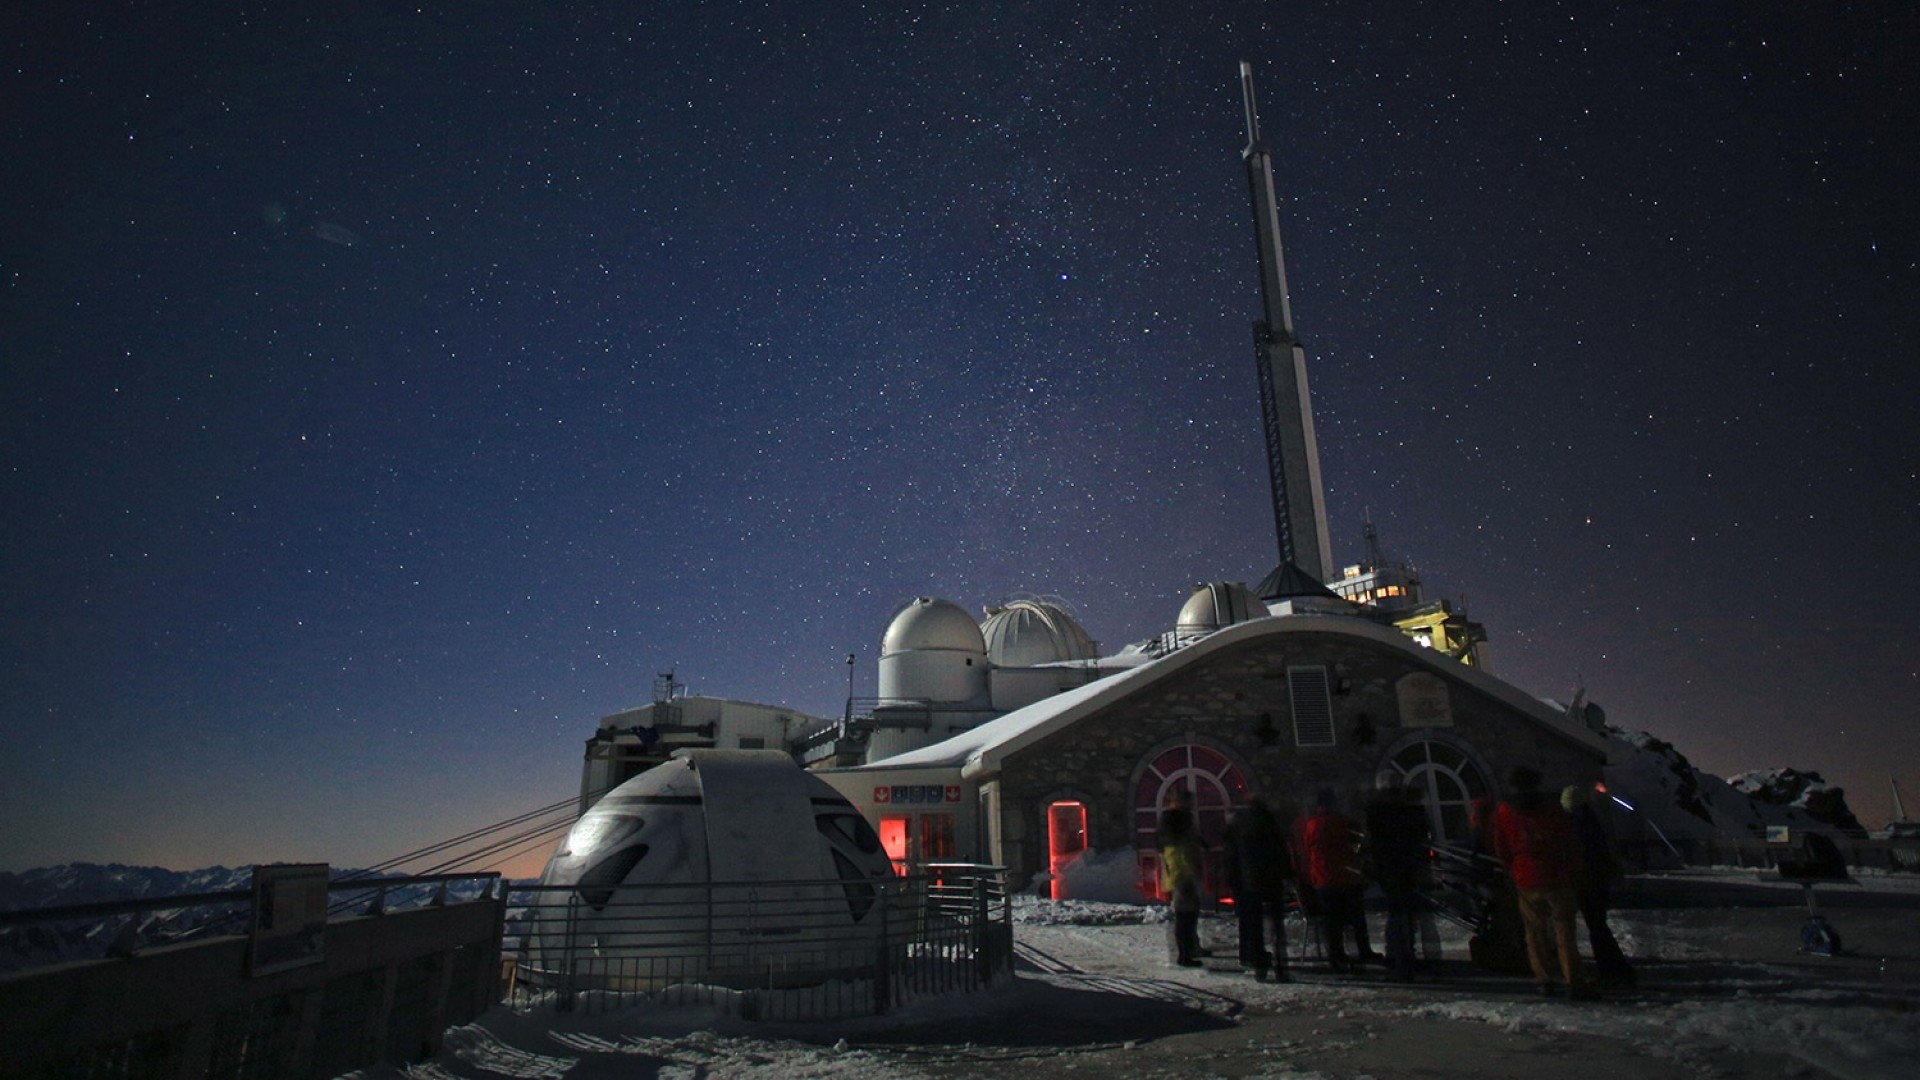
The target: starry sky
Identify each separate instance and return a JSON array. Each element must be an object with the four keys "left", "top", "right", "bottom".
[{"left": 4, "top": 2, "right": 1916, "bottom": 876}]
